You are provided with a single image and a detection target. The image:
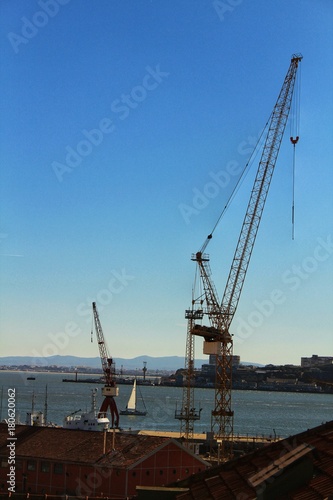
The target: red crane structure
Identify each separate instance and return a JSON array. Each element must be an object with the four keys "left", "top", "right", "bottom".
[
  {"left": 92, "top": 302, "right": 119, "bottom": 427},
  {"left": 191, "top": 54, "right": 302, "bottom": 460}
]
